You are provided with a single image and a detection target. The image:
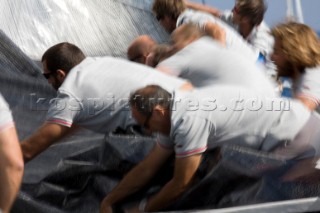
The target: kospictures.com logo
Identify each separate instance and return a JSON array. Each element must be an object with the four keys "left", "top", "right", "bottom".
[{"left": 29, "top": 93, "right": 291, "bottom": 114}]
